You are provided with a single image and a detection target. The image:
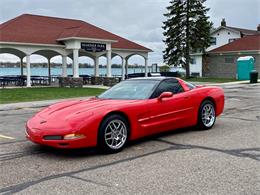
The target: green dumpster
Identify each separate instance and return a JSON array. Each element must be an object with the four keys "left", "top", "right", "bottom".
[{"left": 237, "top": 56, "right": 255, "bottom": 80}]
